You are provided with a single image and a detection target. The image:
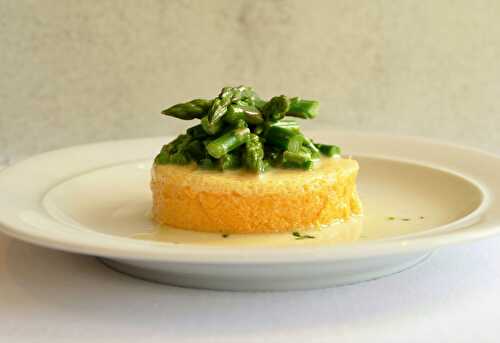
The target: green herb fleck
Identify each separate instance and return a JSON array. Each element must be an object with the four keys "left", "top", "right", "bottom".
[
  {"left": 387, "top": 216, "right": 396, "bottom": 221},
  {"left": 419, "top": 216, "right": 425, "bottom": 219},
  {"left": 292, "top": 231, "right": 315, "bottom": 240},
  {"left": 401, "top": 218, "right": 411, "bottom": 221}
]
